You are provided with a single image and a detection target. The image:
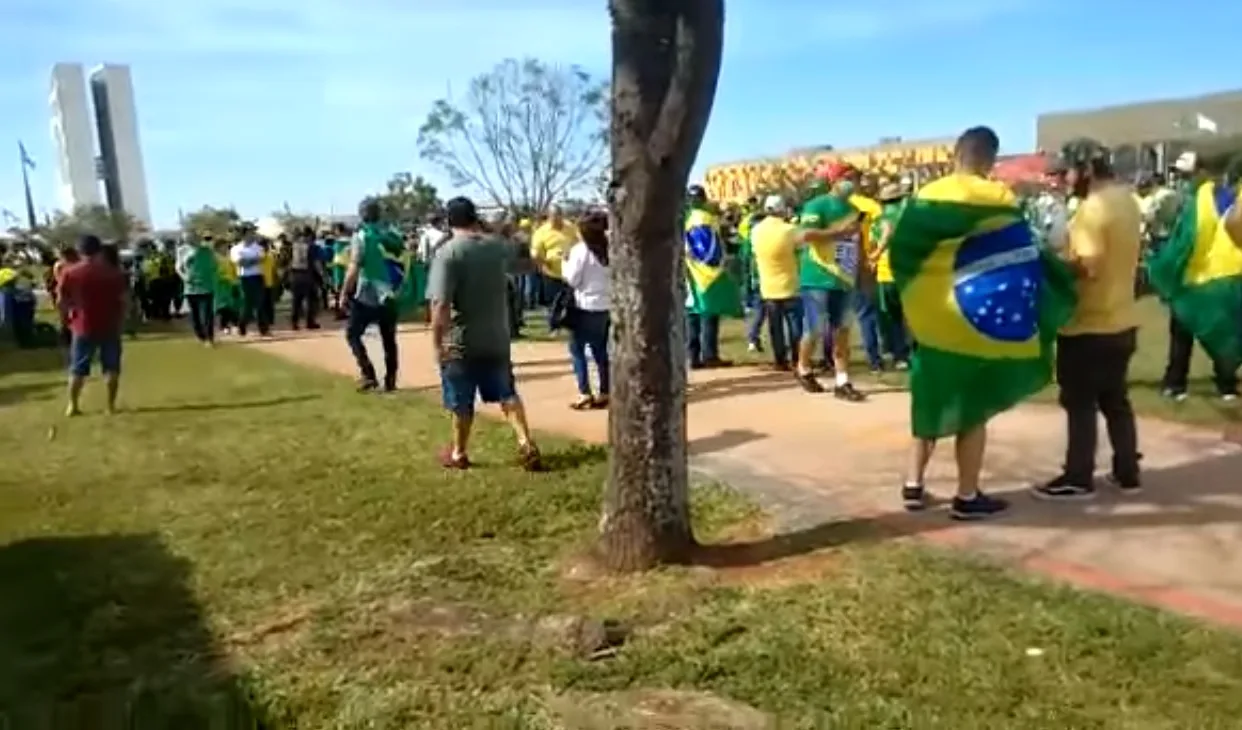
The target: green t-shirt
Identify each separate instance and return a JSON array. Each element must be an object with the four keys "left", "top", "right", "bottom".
[
  {"left": 176, "top": 244, "right": 219, "bottom": 295},
  {"left": 797, "top": 194, "right": 860, "bottom": 290},
  {"left": 425, "top": 233, "right": 516, "bottom": 362}
]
